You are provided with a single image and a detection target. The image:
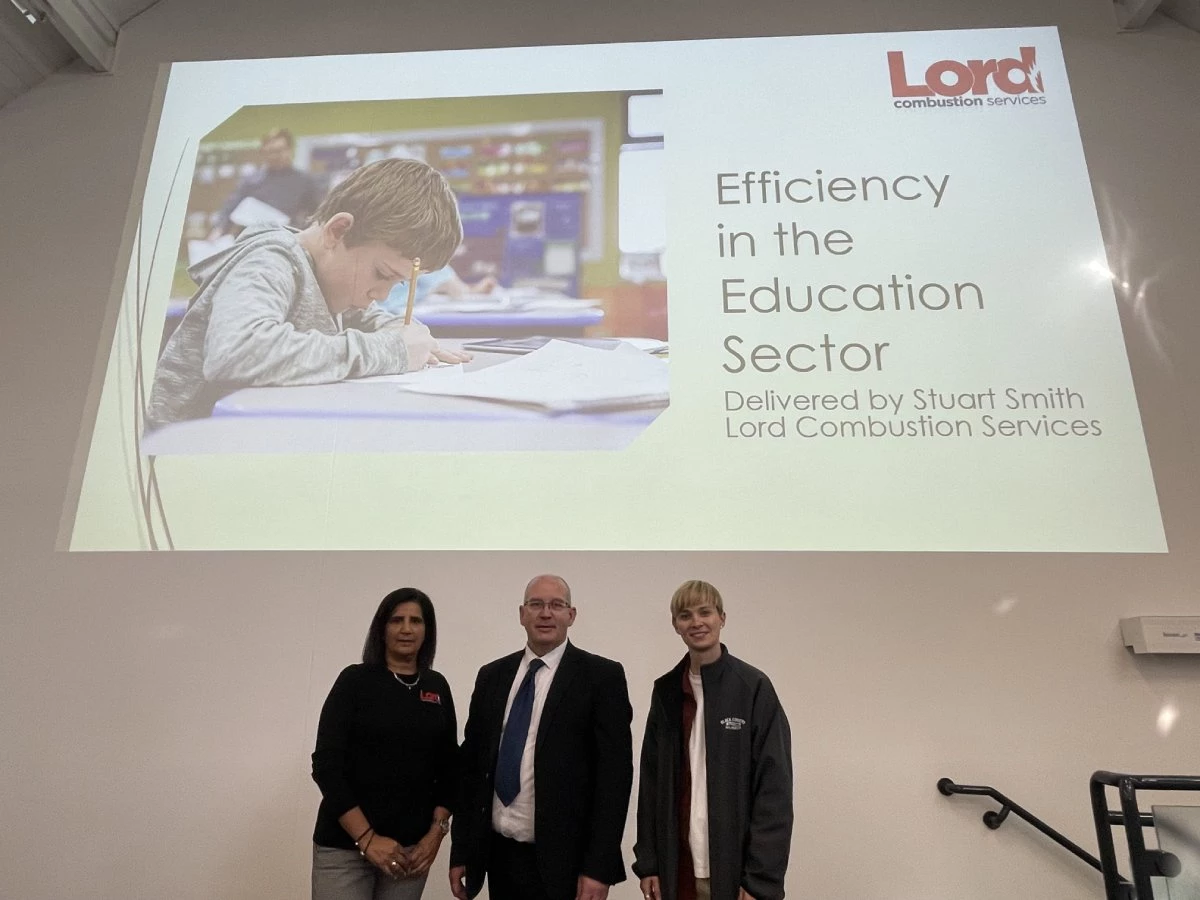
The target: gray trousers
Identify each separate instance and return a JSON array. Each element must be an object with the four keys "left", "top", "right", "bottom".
[{"left": 312, "top": 845, "right": 429, "bottom": 900}]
